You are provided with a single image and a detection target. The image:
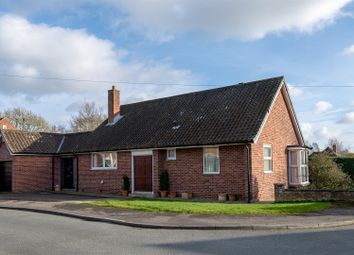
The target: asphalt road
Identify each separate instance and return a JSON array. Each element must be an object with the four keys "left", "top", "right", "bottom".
[{"left": 1, "top": 209, "right": 354, "bottom": 255}]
